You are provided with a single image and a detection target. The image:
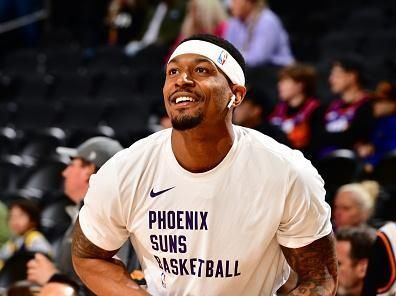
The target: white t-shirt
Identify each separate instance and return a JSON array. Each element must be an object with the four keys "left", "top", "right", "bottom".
[{"left": 79, "top": 126, "right": 332, "bottom": 296}]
